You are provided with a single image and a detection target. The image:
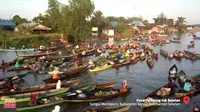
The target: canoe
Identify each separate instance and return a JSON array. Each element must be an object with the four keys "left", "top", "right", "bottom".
[
  {"left": 89, "top": 62, "right": 114, "bottom": 73},
  {"left": 18, "top": 51, "right": 58, "bottom": 58},
  {"left": 112, "top": 60, "right": 131, "bottom": 68},
  {"left": 160, "top": 49, "right": 168, "bottom": 58},
  {"left": 16, "top": 99, "right": 66, "bottom": 112},
  {"left": 193, "top": 37, "right": 200, "bottom": 40},
  {"left": 8, "top": 59, "right": 25, "bottom": 66},
  {"left": 142, "top": 84, "right": 177, "bottom": 108},
  {"left": 62, "top": 88, "right": 132, "bottom": 102},
  {"left": 1, "top": 87, "right": 69, "bottom": 100},
  {"left": 0, "top": 73, "right": 27, "bottom": 89},
  {"left": 43, "top": 65, "right": 87, "bottom": 83},
  {"left": 184, "top": 53, "right": 196, "bottom": 61},
  {"left": 0, "top": 88, "right": 69, "bottom": 105},
  {"left": 187, "top": 44, "right": 195, "bottom": 49},
  {"left": 168, "top": 64, "right": 178, "bottom": 81},
  {"left": 87, "top": 106, "right": 130, "bottom": 112},
  {"left": 173, "top": 51, "right": 184, "bottom": 60},
  {"left": 39, "top": 45, "right": 65, "bottom": 51},
  {"left": 0, "top": 79, "right": 76, "bottom": 96},
  {"left": 193, "top": 104, "right": 200, "bottom": 112},
  {"left": 146, "top": 57, "right": 154, "bottom": 69},
  {"left": 7, "top": 66, "right": 31, "bottom": 72},
  {"left": 0, "top": 64, "right": 10, "bottom": 69},
  {"left": 184, "top": 50, "right": 200, "bottom": 60},
  {"left": 170, "top": 40, "right": 181, "bottom": 43},
  {"left": 0, "top": 48, "right": 36, "bottom": 52}
]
